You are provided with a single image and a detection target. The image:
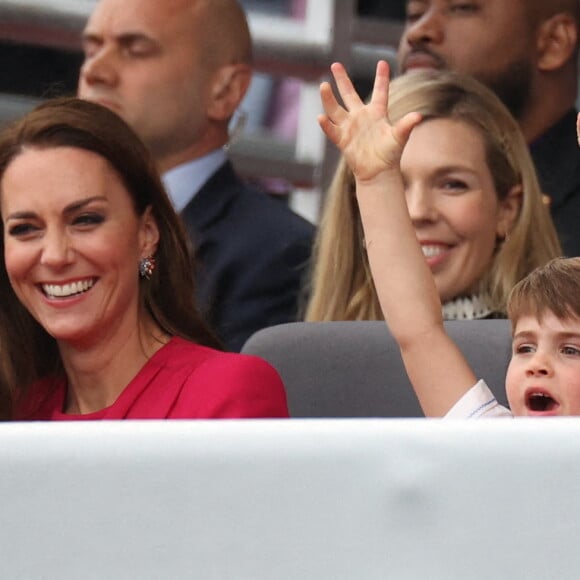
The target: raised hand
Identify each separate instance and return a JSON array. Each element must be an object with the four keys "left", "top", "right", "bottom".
[{"left": 318, "top": 60, "right": 422, "bottom": 182}]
